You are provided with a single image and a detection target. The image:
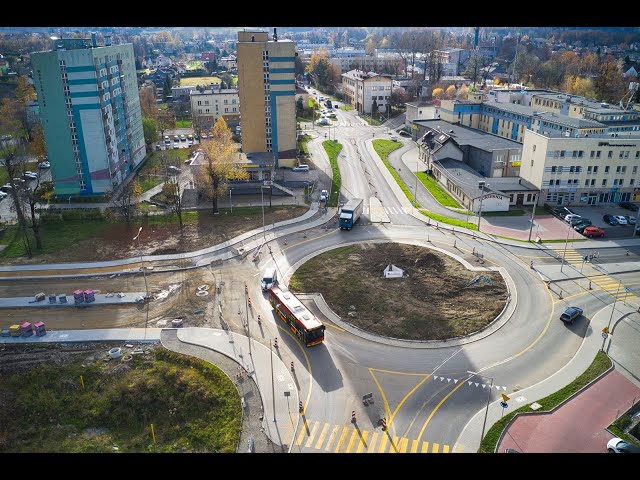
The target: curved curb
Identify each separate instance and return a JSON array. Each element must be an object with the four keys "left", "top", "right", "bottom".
[{"left": 285, "top": 238, "right": 518, "bottom": 349}]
